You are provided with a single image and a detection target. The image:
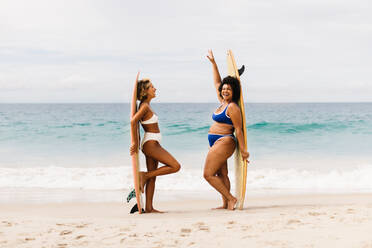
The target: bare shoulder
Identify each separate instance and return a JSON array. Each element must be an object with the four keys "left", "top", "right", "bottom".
[
  {"left": 139, "top": 102, "right": 150, "bottom": 110},
  {"left": 227, "top": 102, "right": 241, "bottom": 115},
  {"left": 228, "top": 102, "right": 240, "bottom": 111},
  {"left": 137, "top": 102, "right": 150, "bottom": 116}
]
